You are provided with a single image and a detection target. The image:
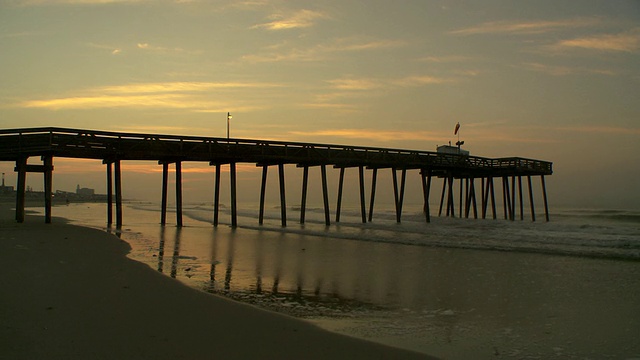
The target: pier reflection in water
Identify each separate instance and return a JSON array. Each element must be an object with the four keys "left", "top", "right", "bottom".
[
  {"left": 152, "top": 222, "right": 573, "bottom": 318},
  {"left": 155, "top": 223, "right": 438, "bottom": 315},
  {"left": 148, "top": 221, "right": 640, "bottom": 359}
]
